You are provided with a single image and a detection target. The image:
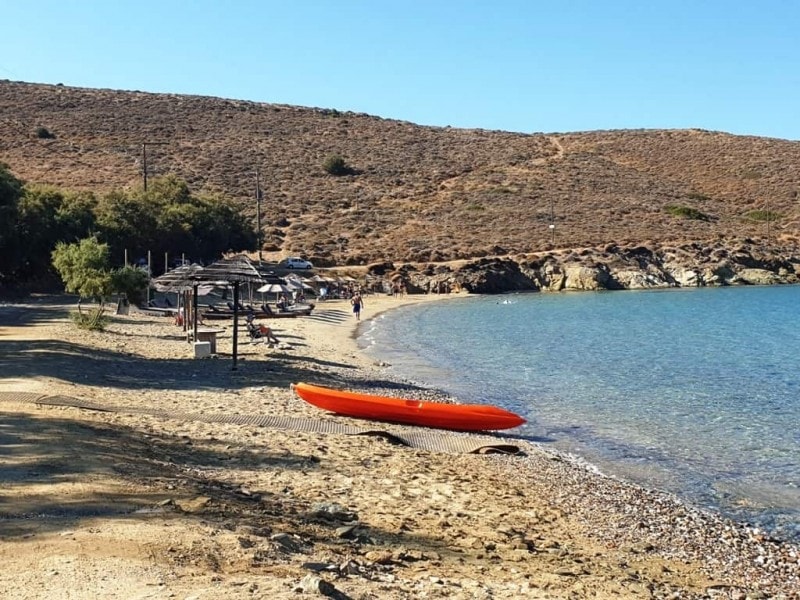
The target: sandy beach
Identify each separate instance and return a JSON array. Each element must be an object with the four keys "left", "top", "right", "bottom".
[{"left": 0, "top": 292, "right": 798, "bottom": 599}]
